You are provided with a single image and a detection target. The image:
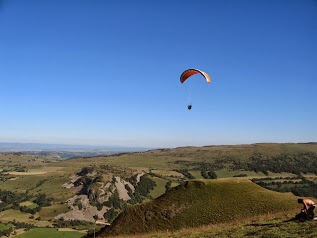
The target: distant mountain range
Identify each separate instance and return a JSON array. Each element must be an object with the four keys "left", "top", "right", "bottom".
[
  {"left": 0, "top": 142, "right": 151, "bottom": 159},
  {"left": 0, "top": 142, "right": 150, "bottom": 152}
]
